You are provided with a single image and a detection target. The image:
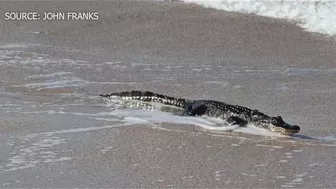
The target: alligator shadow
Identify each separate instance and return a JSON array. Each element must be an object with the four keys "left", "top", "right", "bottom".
[
  {"left": 291, "top": 134, "right": 336, "bottom": 145},
  {"left": 291, "top": 134, "right": 318, "bottom": 140}
]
